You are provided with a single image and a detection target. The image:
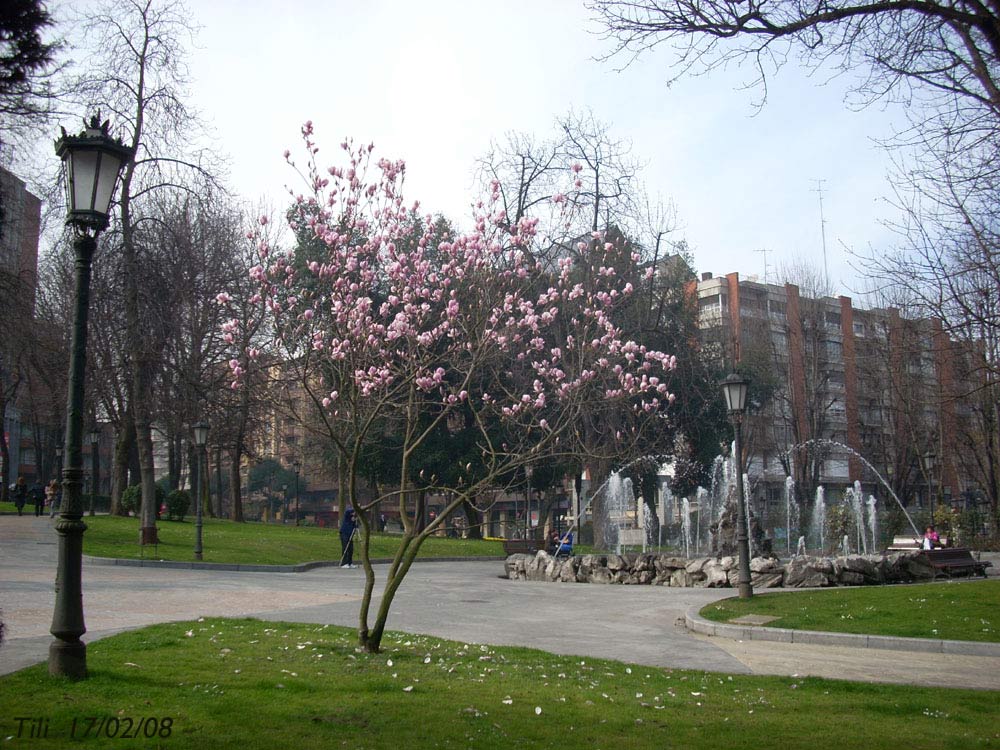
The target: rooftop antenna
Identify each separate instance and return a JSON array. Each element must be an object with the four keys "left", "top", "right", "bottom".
[
  {"left": 811, "top": 179, "right": 830, "bottom": 285},
  {"left": 754, "top": 247, "right": 770, "bottom": 286}
]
